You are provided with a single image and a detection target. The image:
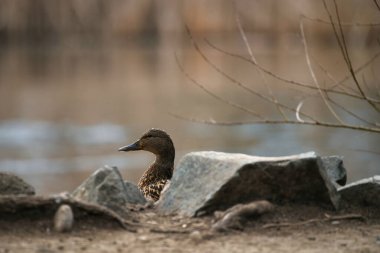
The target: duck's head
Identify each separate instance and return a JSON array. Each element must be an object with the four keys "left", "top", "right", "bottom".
[{"left": 118, "top": 129, "right": 175, "bottom": 162}]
